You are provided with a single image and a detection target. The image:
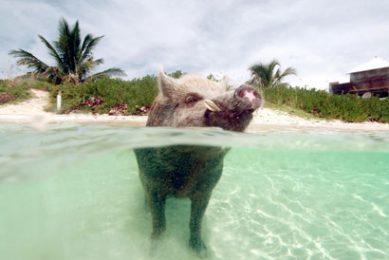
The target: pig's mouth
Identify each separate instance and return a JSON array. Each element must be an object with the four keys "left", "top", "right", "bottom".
[
  {"left": 204, "top": 99, "right": 256, "bottom": 114},
  {"left": 203, "top": 85, "right": 262, "bottom": 131},
  {"left": 204, "top": 100, "right": 256, "bottom": 131}
]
